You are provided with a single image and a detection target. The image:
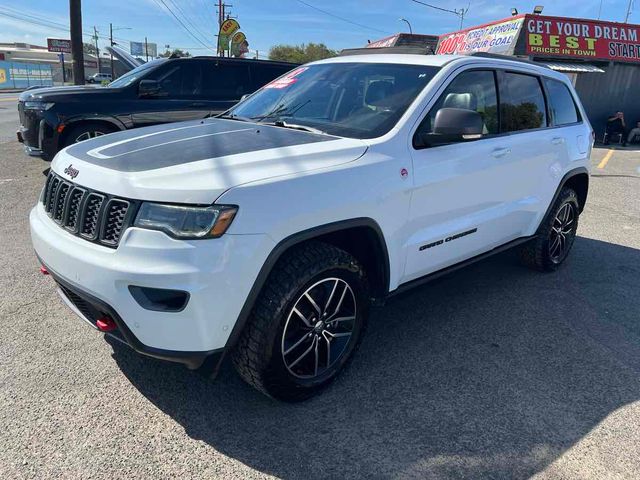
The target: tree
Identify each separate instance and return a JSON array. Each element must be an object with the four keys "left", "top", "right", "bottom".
[
  {"left": 83, "top": 43, "right": 97, "bottom": 56},
  {"left": 159, "top": 48, "right": 191, "bottom": 58},
  {"left": 269, "top": 43, "right": 337, "bottom": 63}
]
